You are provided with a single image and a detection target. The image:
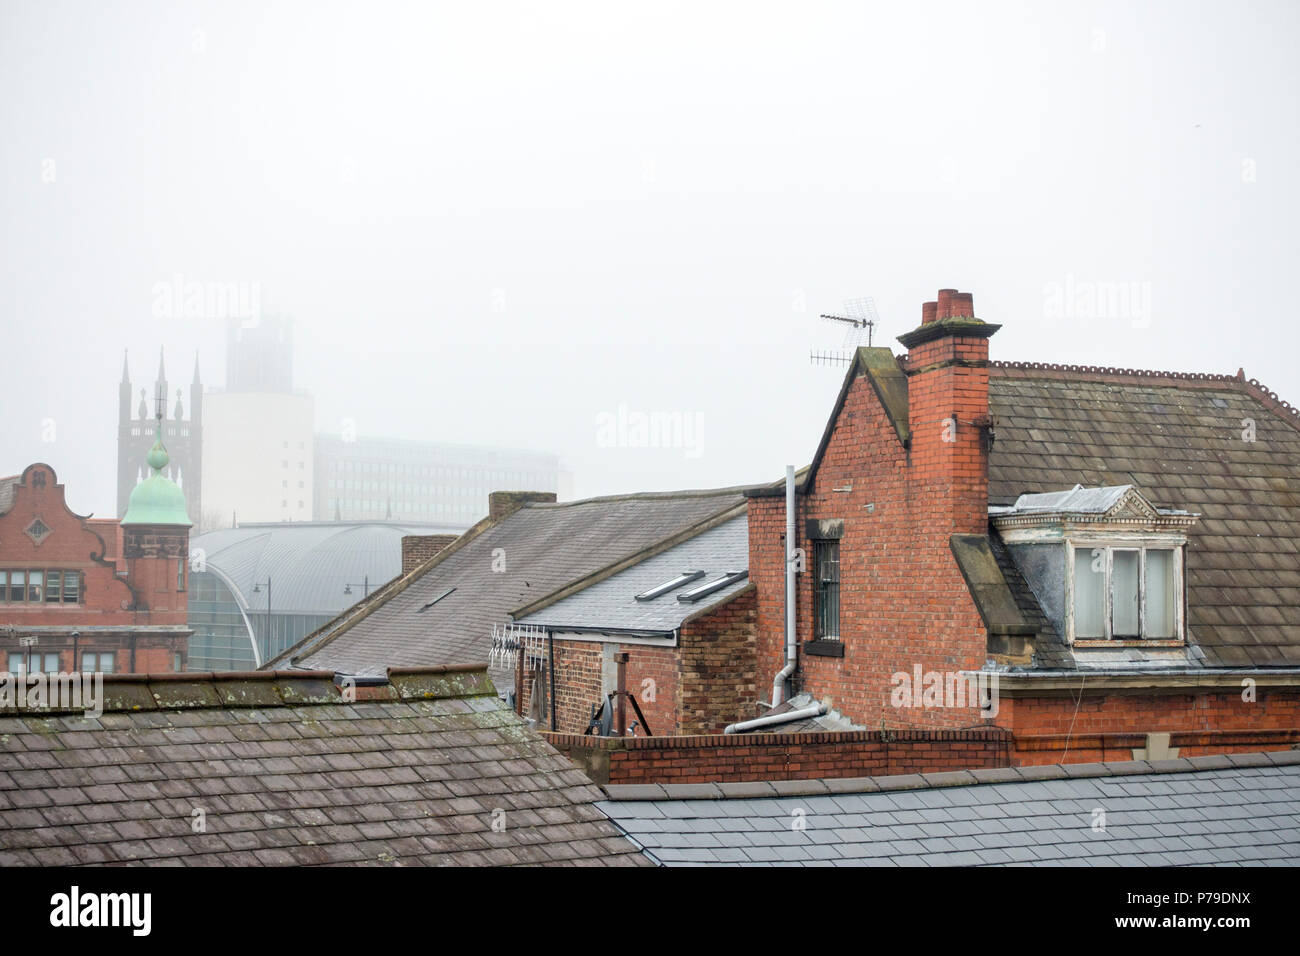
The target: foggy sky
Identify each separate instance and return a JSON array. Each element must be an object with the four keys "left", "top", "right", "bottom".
[{"left": 2, "top": 0, "right": 1297, "bottom": 518}]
